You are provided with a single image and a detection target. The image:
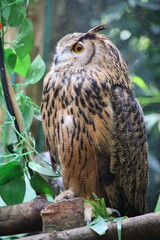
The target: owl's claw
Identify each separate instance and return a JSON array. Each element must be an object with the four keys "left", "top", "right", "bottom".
[
  {"left": 106, "top": 207, "right": 121, "bottom": 217},
  {"left": 84, "top": 202, "right": 94, "bottom": 223},
  {"left": 55, "top": 189, "right": 75, "bottom": 202}
]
